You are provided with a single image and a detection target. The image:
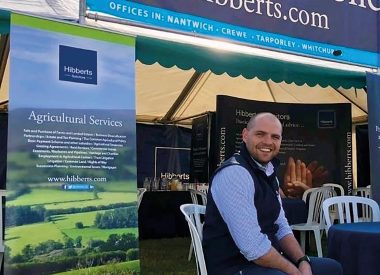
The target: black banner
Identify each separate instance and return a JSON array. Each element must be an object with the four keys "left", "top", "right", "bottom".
[
  {"left": 136, "top": 123, "right": 192, "bottom": 187},
  {"left": 355, "top": 124, "right": 370, "bottom": 188},
  {"left": 190, "top": 113, "right": 217, "bottom": 183},
  {"left": 214, "top": 95, "right": 352, "bottom": 195}
]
